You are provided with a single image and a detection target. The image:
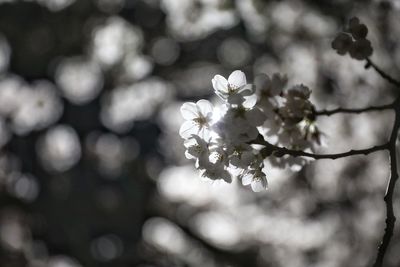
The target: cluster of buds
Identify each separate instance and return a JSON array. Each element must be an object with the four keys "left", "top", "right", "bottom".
[
  {"left": 179, "top": 70, "right": 321, "bottom": 191},
  {"left": 331, "top": 17, "right": 373, "bottom": 60}
]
